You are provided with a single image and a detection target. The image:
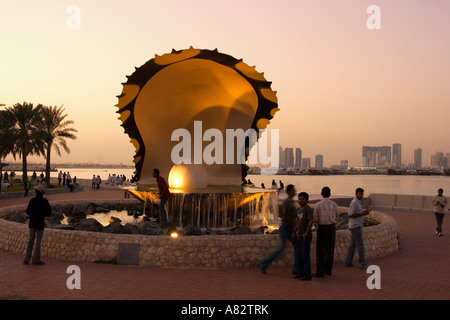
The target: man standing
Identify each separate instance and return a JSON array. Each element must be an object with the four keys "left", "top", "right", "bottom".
[
  {"left": 293, "top": 192, "right": 314, "bottom": 281},
  {"left": 345, "top": 187, "right": 370, "bottom": 268},
  {"left": 313, "top": 186, "right": 339, "bottom": 277},
  {"left": 24, "top": 185, "right": 51, "bottom": 265},
  {"left": 432, "top": 188, "right": 447, "bottom": 237},
  {"left": 153, "top": 168, "right": 171, "bottom": 225},
  {"left": 259, "top": 184, "right": 297, "bottom": 275}
]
